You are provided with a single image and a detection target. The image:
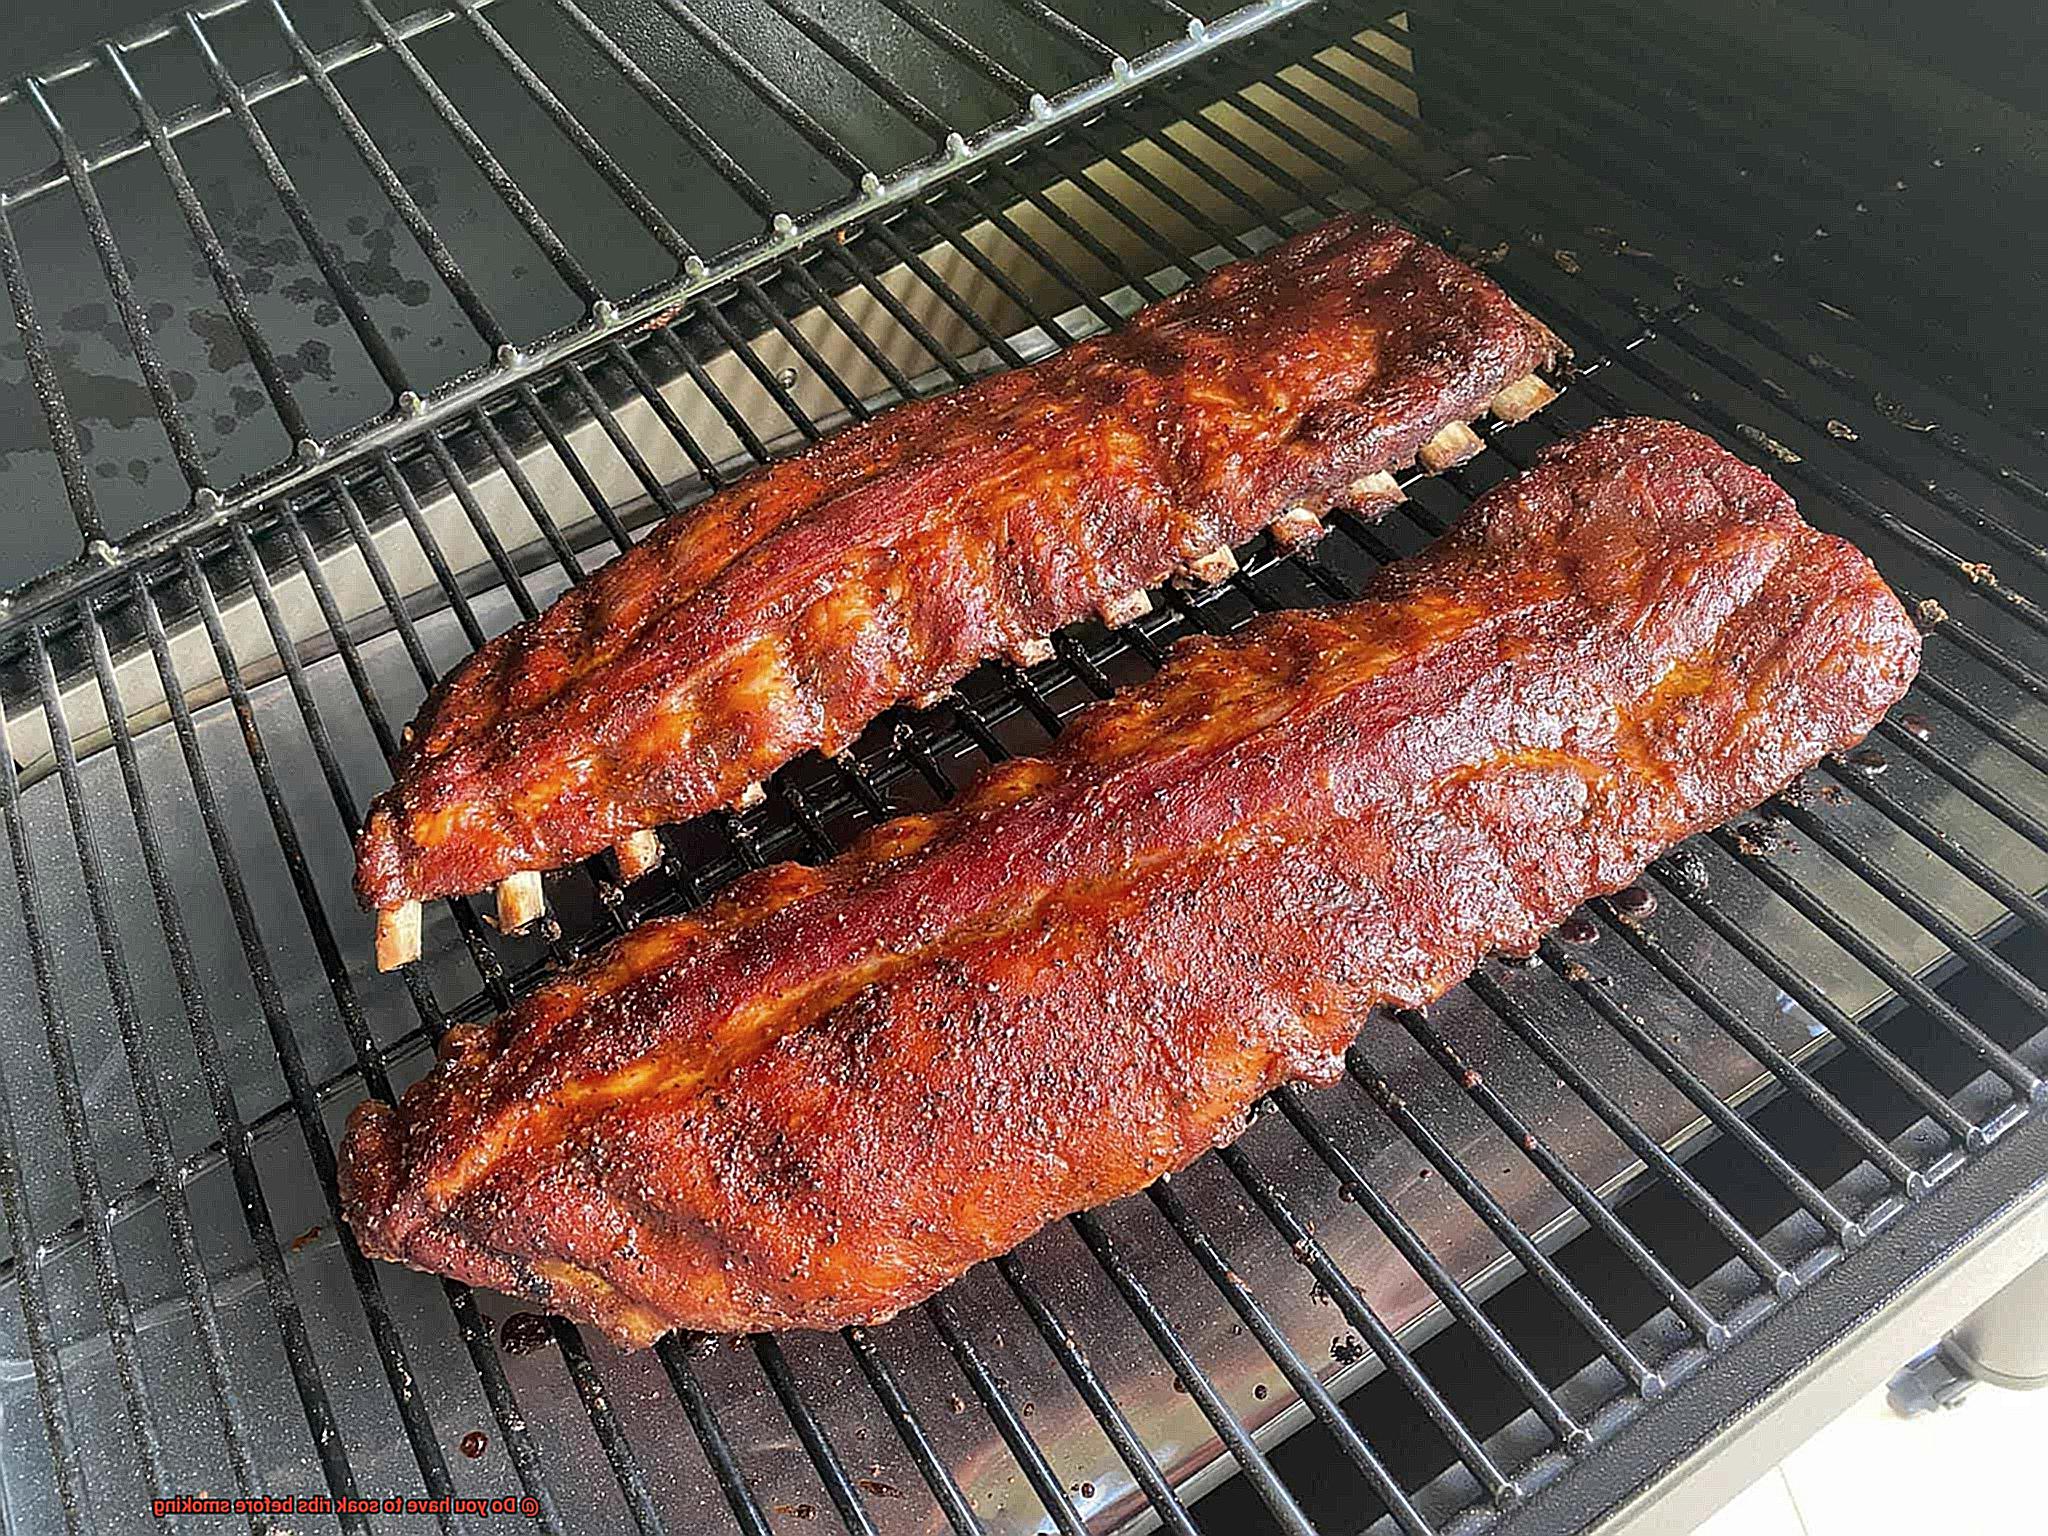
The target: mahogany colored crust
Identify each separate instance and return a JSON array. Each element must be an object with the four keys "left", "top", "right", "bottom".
[
  {"left": 354, "top": 213, "right": 1561, "bottom": 911},
  {"left": 339, "top": 420, "right": 1919, "bottom": 1346}
]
